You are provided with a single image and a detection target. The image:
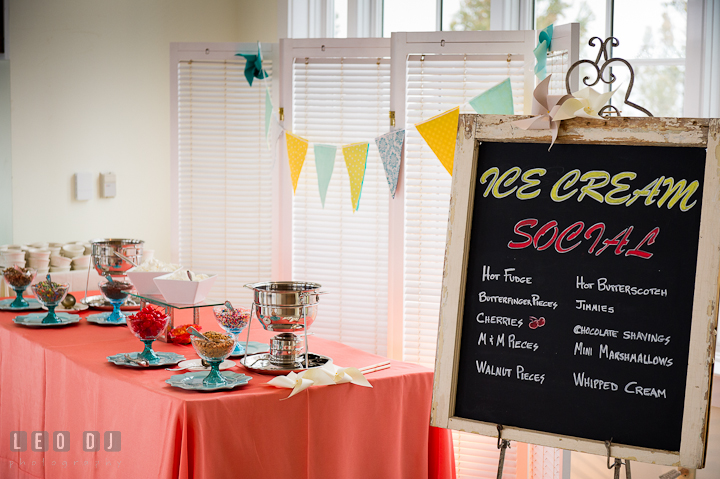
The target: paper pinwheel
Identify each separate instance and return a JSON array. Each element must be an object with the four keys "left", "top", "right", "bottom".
[
  {"left": 511, "top": 74, "right": 573, "bottom": 148},
  {"left": 553, "top": 85, "right": 619, "bottom": 121},
  {"left": 236, "top": 44, "right": 268, "bottom": 87},
  {"left": 513, "top": 75, "right": 619, "bottom": 149}
]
